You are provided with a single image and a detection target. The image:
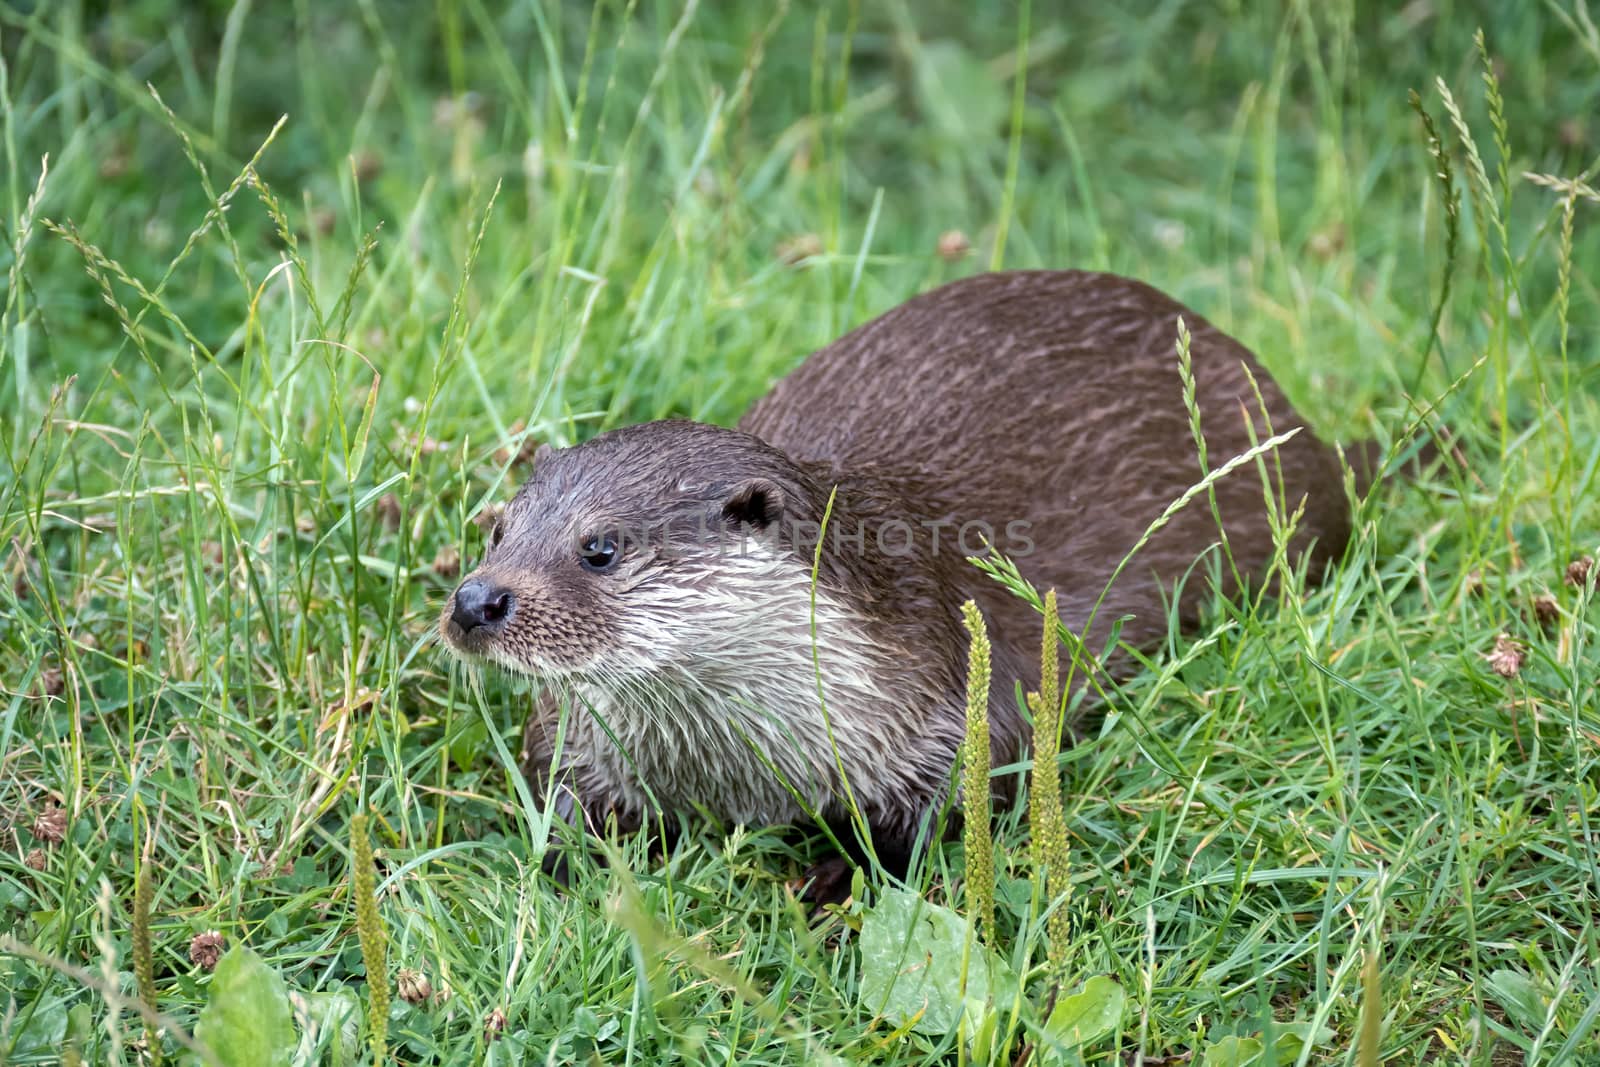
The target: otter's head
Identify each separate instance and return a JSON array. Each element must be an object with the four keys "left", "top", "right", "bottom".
[{"left": 439, "top": 420, "right": 816, "bottom": 683}]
